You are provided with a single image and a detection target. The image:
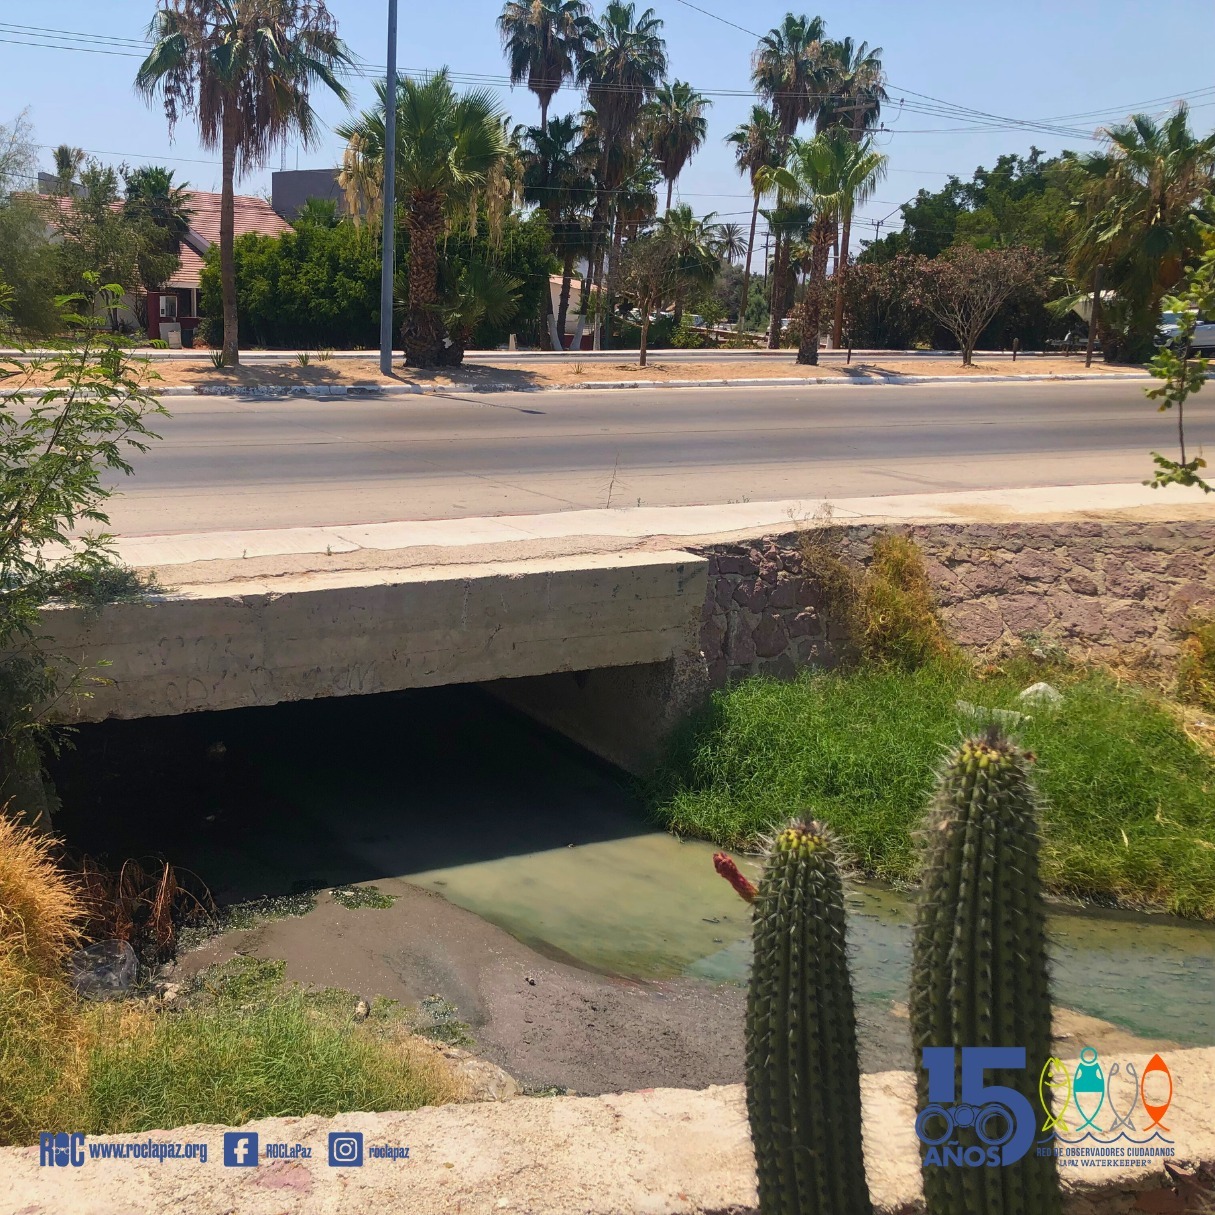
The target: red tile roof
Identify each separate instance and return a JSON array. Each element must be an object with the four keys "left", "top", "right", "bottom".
[{"left": 38, "top": 189, "right": 291, "bottom": 289}]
